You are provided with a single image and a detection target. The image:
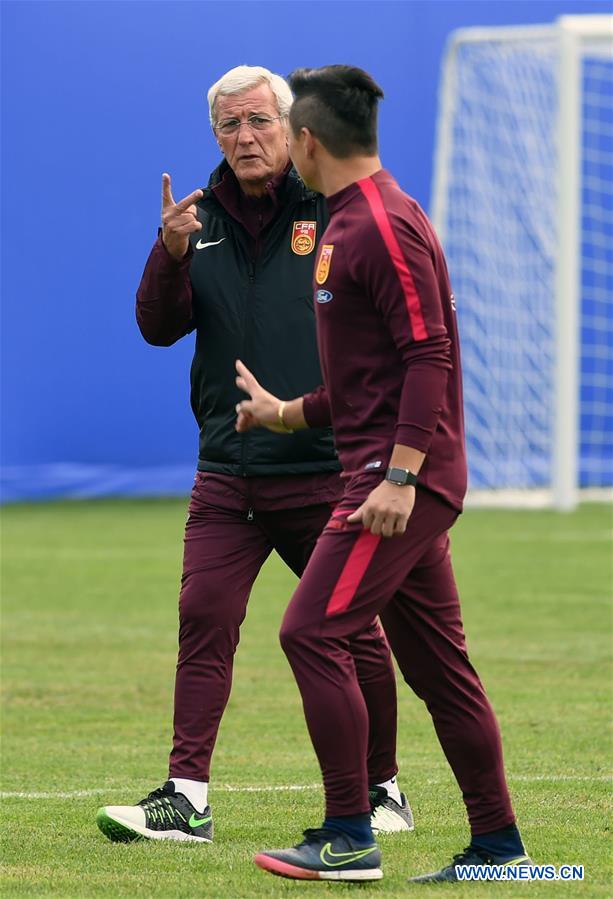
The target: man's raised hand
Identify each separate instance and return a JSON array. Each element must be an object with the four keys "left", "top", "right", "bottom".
[{"left": 161, "top": 173, "right": 203, "bottom": 261}]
